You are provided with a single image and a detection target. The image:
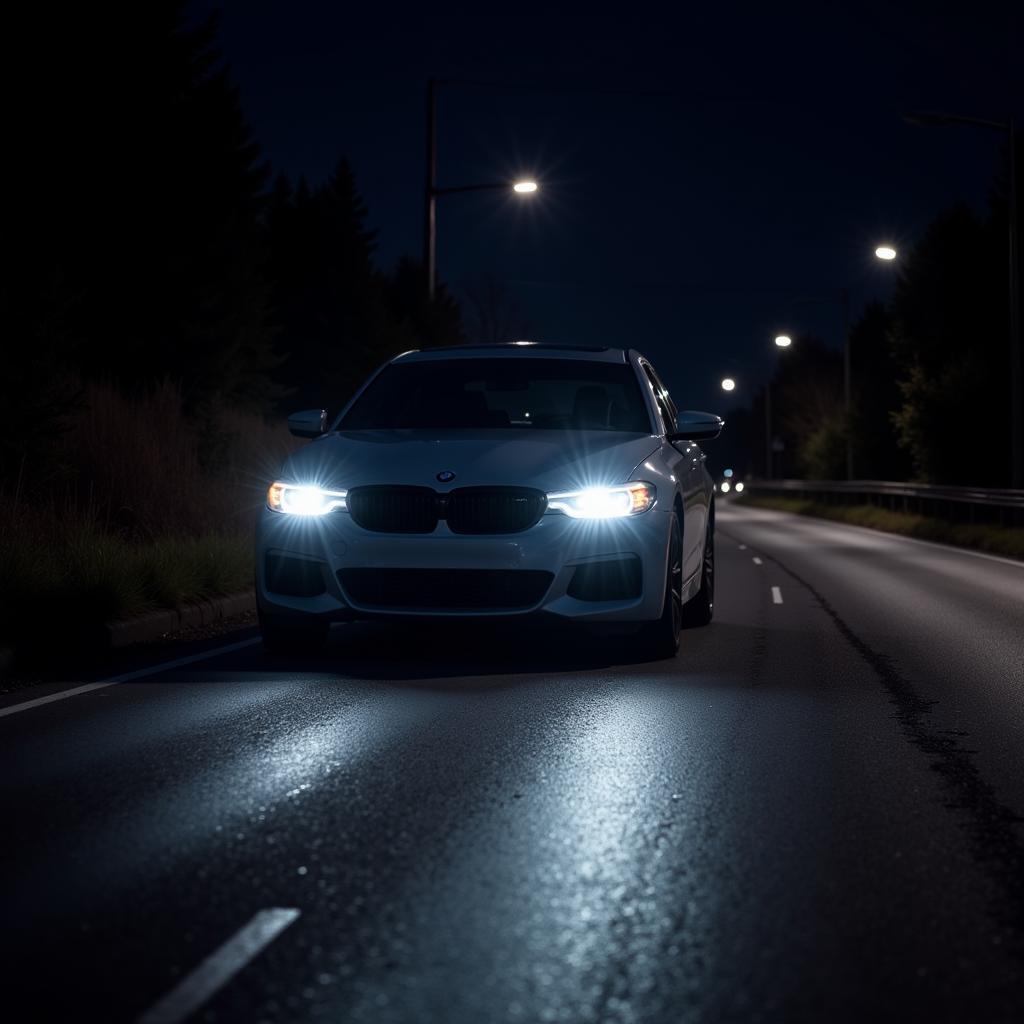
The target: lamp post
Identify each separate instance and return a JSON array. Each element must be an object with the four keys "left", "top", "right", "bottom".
[
  {"left": 423, "top": 78, "right": 539, "bottom": 300},
  {"left": 843, "top": 246, "right": 898, "bottom": 480},
  {"left": 766, "top": 335, "right": 792, "bottom": 479},
  {"left": 905, "top": 110, "right": 1020, "bottom": 487}
]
